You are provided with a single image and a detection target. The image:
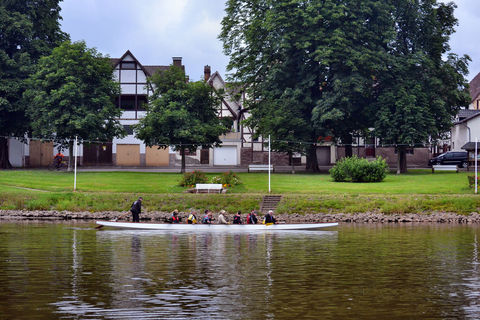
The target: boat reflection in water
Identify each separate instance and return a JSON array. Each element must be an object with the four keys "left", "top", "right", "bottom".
[{"left": 54, "top": 229, "right": 337, "bottom": 319}]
